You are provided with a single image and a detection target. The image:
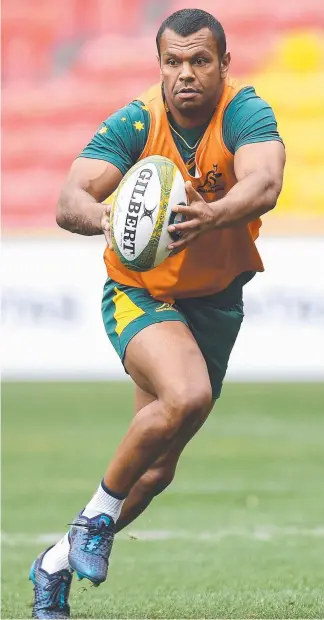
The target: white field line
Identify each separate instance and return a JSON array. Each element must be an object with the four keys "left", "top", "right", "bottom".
[{"left": 2, "top": 526, "right": 324, "bottom": 547}]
